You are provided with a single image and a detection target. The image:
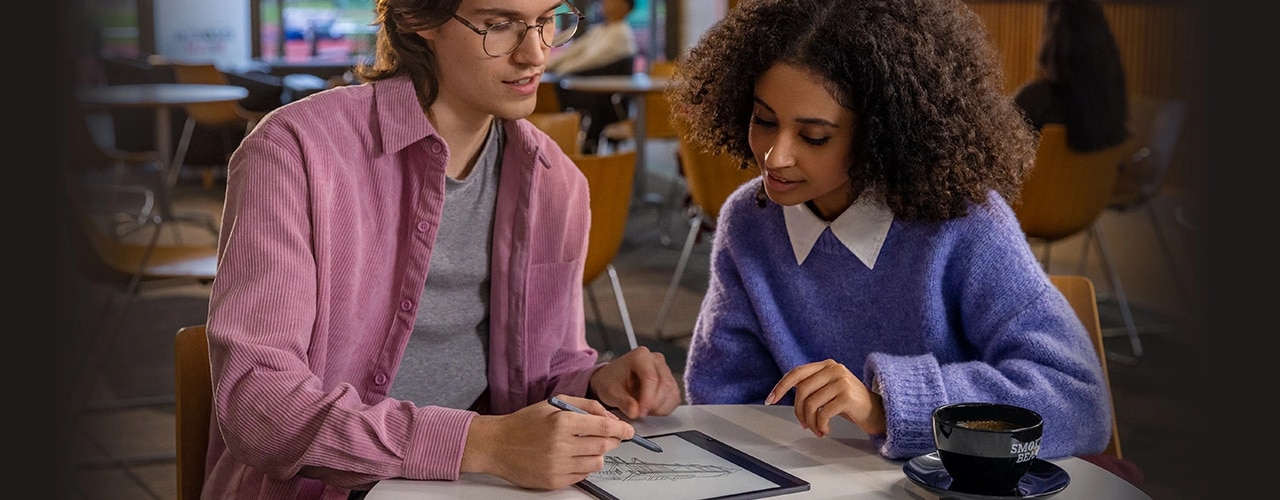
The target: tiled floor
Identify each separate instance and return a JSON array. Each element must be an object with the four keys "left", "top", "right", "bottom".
[{"left": 66, "top": 138, "right": 1204, "bottom": 499}]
